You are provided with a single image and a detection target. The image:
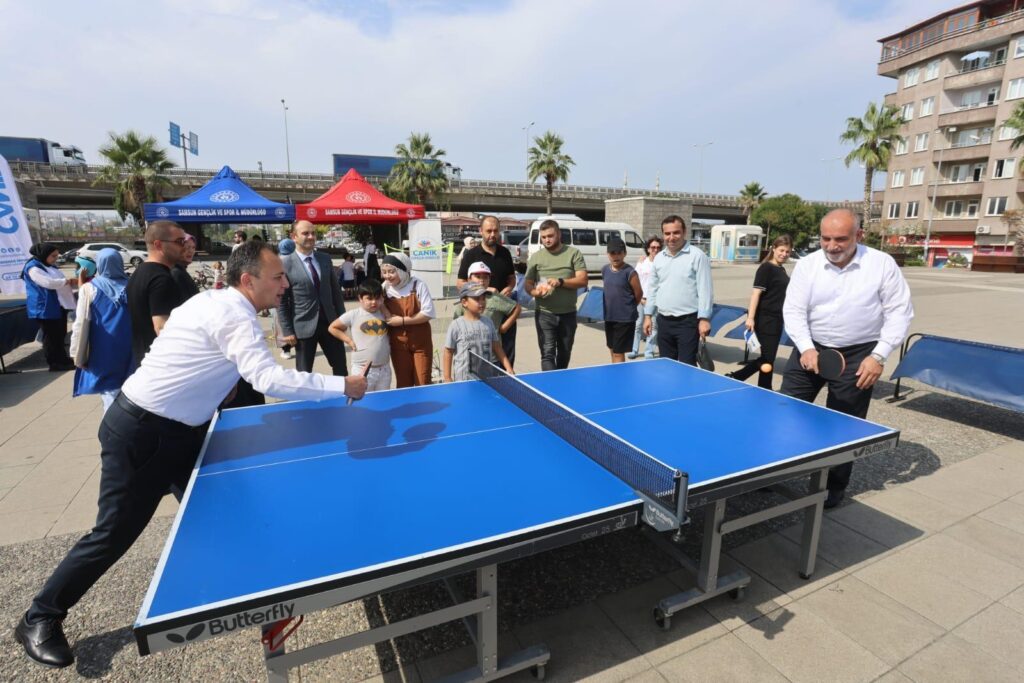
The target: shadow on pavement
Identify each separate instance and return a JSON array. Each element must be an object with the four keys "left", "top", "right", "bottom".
[
  {"left": 889, "top": 391, "right": 1024, "bottom": 441},
  {"left": 73, "top": 625, "right": 134, "bottom": 678}
]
